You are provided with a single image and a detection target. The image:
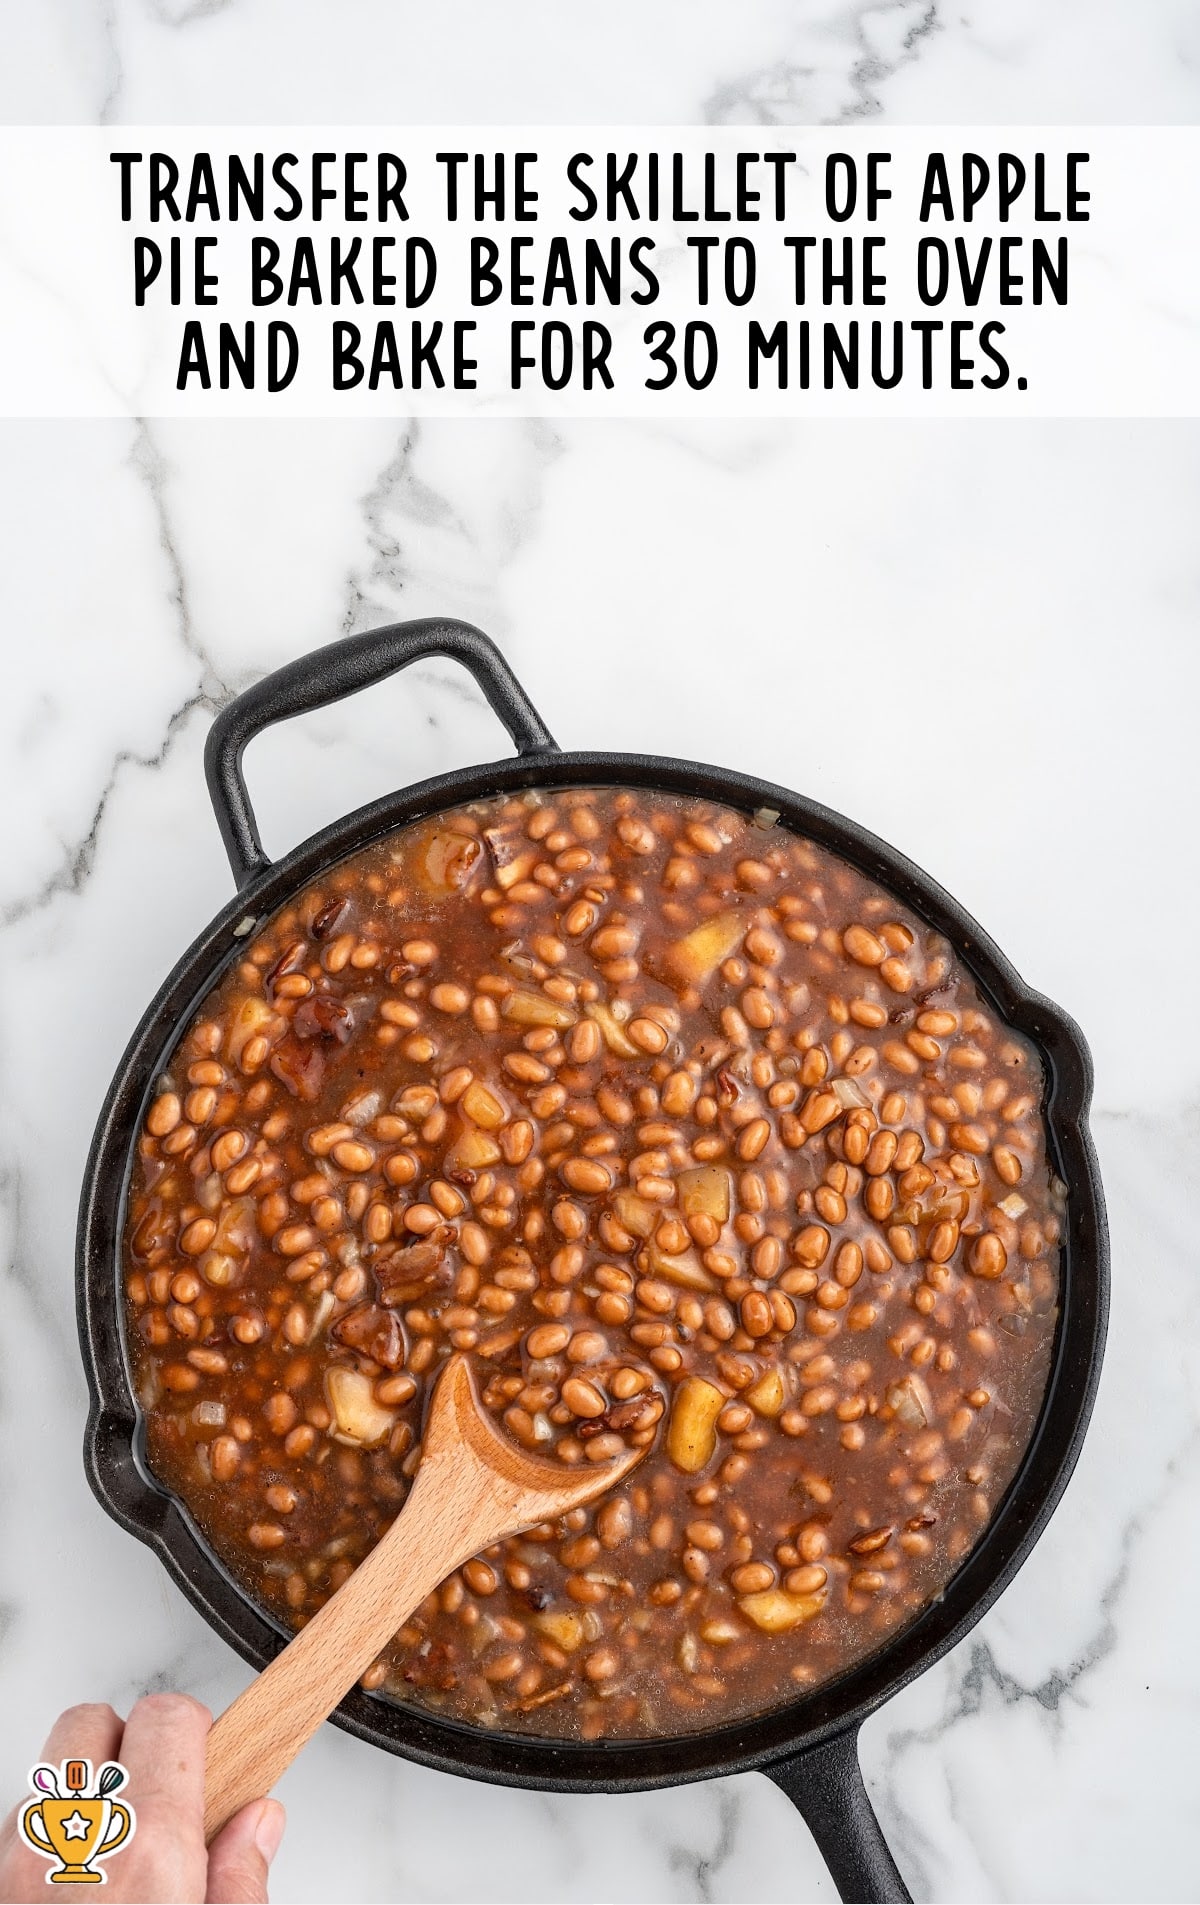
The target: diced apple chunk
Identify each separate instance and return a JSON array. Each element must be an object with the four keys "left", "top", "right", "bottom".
[
  {"left": 664, "top": 911, "right": 744, "bottom": 987},
  {"left": 667, "top": 1376, "right": 726, "bottom": 1473},
  {"left": 645, "top": 1243, "right": 716, "bottom": 1292},
  {"left": 744, "top": 1367, "right": 785, "bottom": 1417},
  {"left": 584, "top": 1000, "right": 639, "bottom": 1057},
  {"left": 612, "top": 1190, "right": 658, "bottom": 1239},
  {"left": 446, "top": 1125, "right": 503, "bottom": 1171},
  {"left": 738, "top": 1587, "right": 826, "bottom": 1633},
  {"left": 531, "top": 1610, "right": 585, "bottom": 1652},
  {"left": 502, "top": 989, "right": 577, "bottom": 1029},
  {"left": 325, "top": 1366, "right": 395, "bottom": 1448},
  {"left": 461, "top": 1081, "right": 506, "bottom": 1129},
  {"left": 677, "top": 1166, "right": 731, "bottom": 1228}
]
